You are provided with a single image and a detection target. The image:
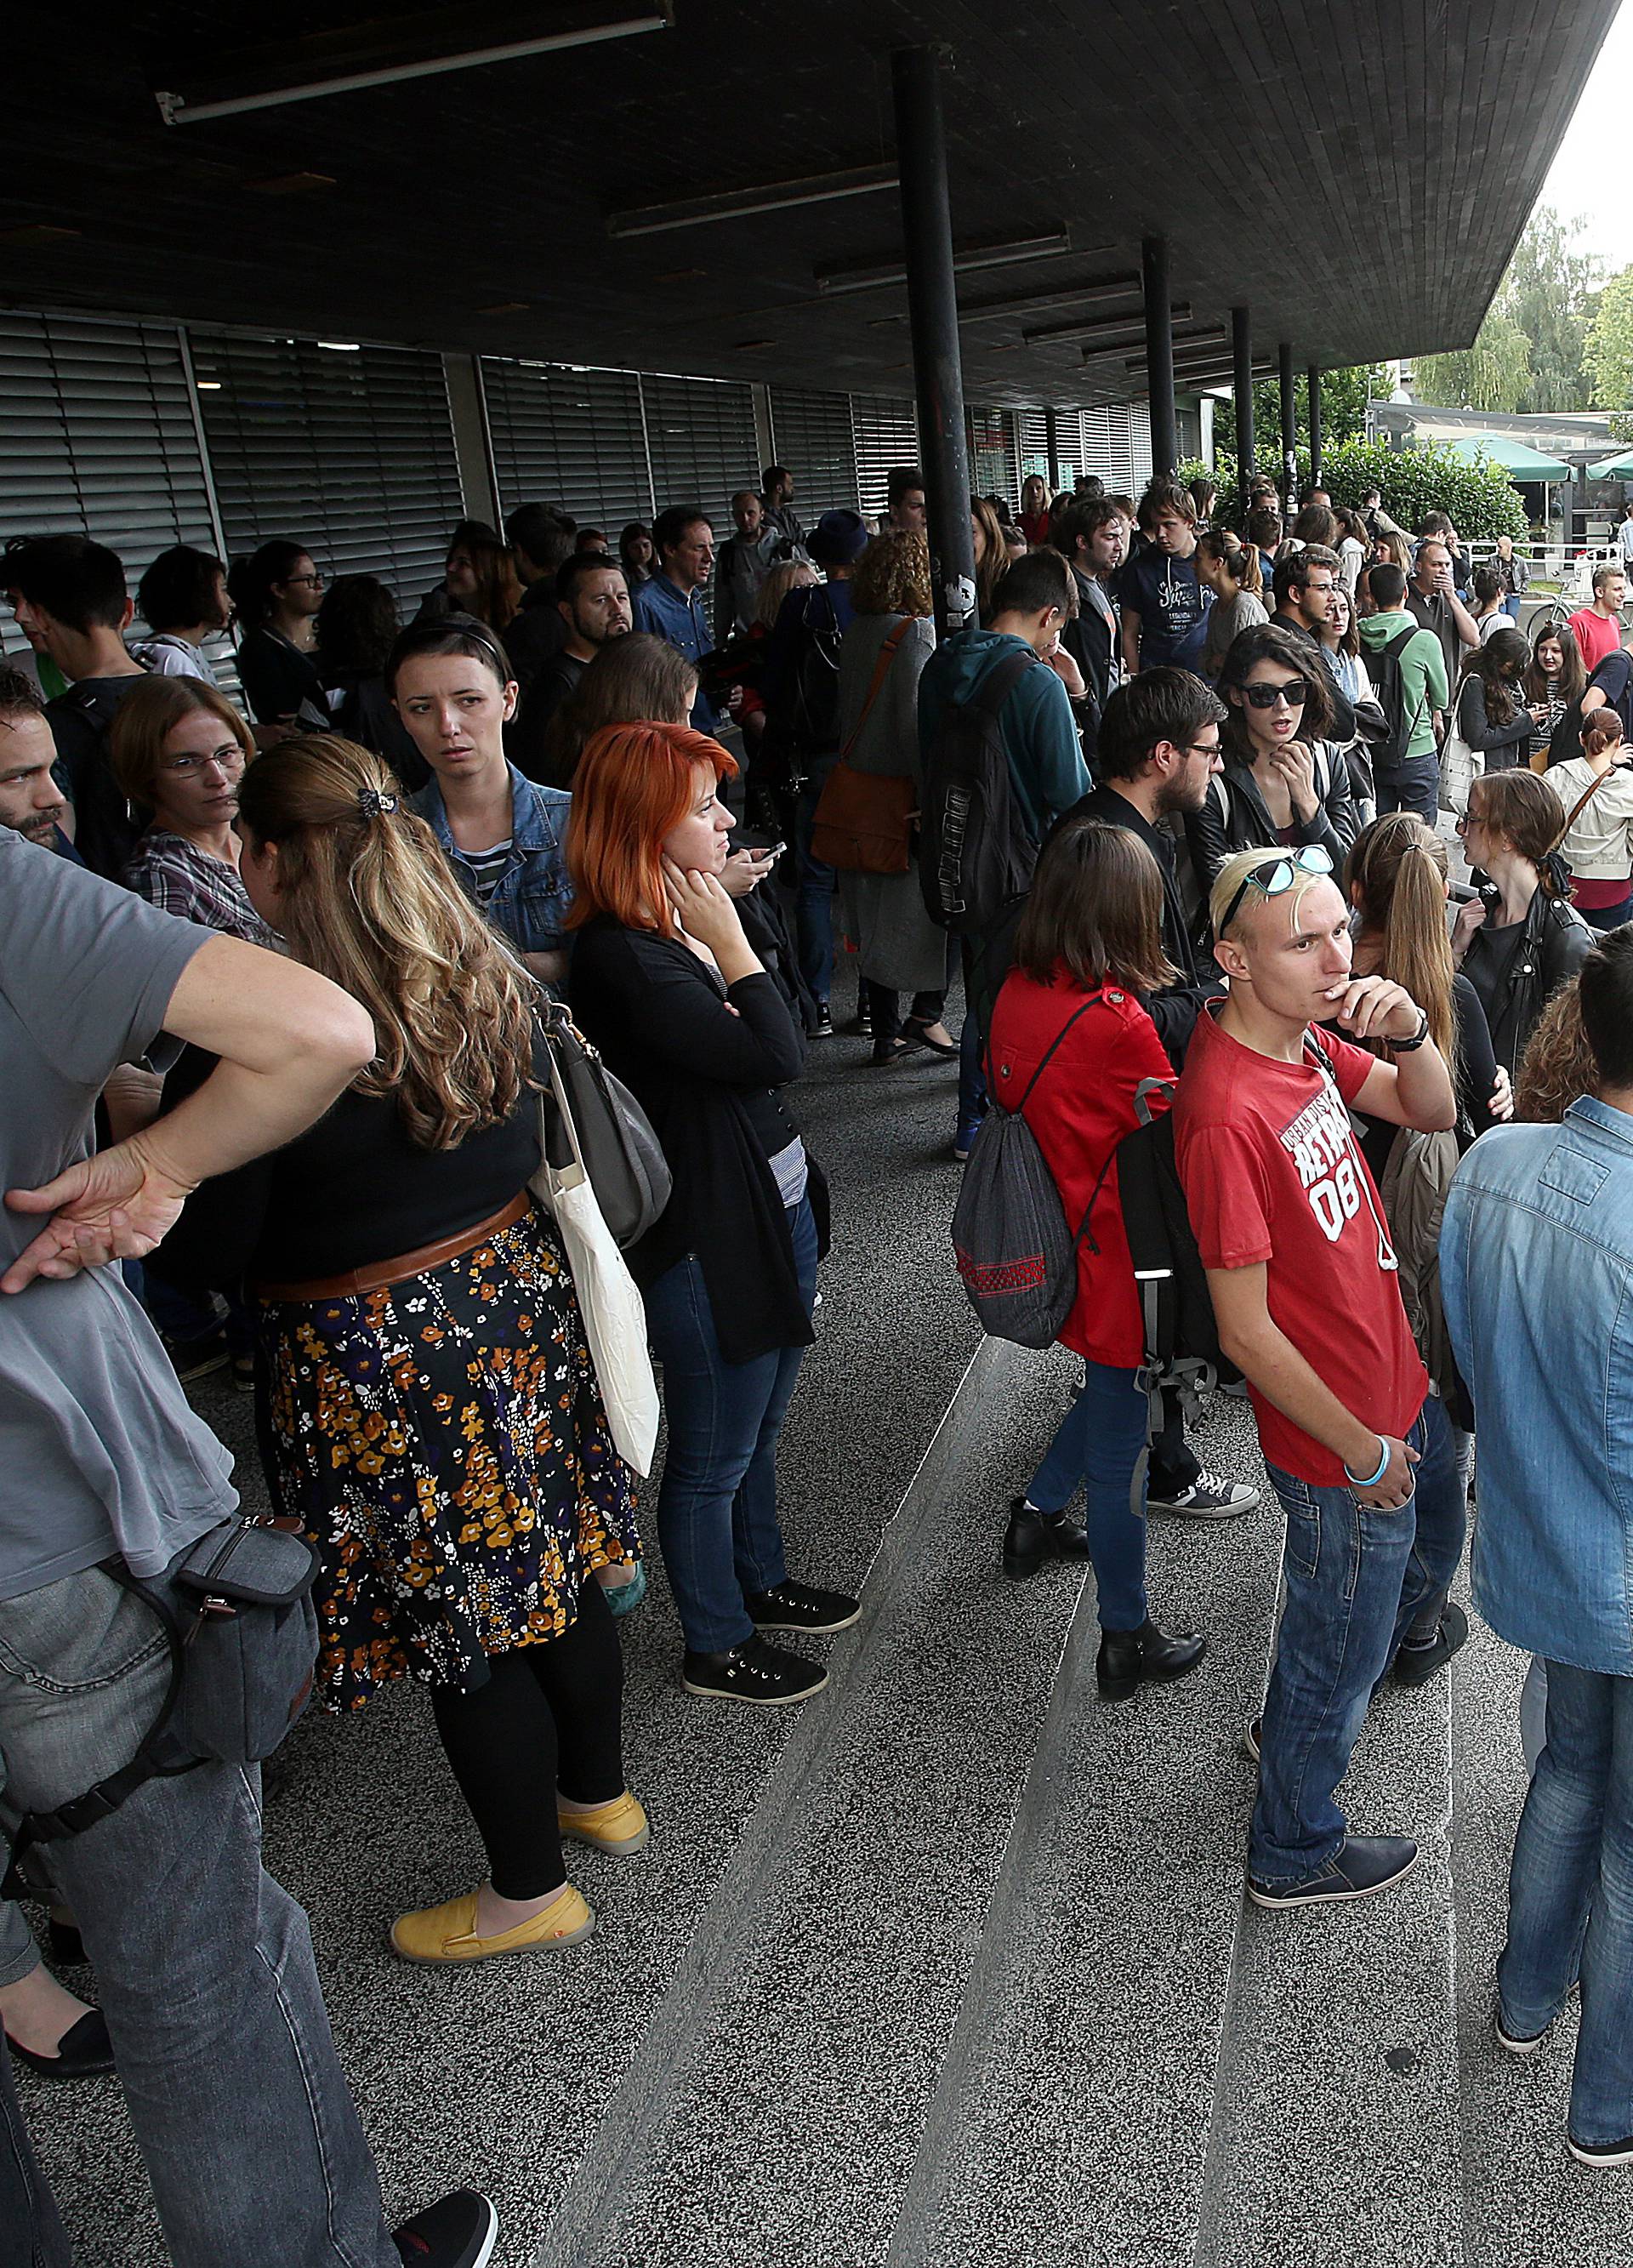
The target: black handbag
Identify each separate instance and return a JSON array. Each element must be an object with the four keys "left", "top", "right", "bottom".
[
  {"left": 5, "top": 1519, "right": 320, "bottom": 1866},
  {"left": 539, "top": 999, "right": 672, "bottom": 1247}
]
